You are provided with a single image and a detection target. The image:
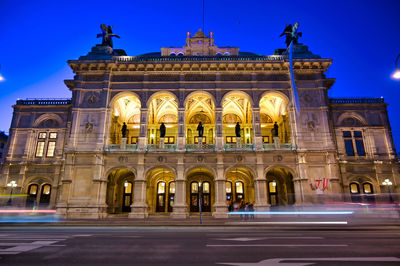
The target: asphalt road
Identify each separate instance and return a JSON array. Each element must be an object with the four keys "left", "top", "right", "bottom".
[{"left": 0, "top": 226, "right": 399, "bottom": 266}]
